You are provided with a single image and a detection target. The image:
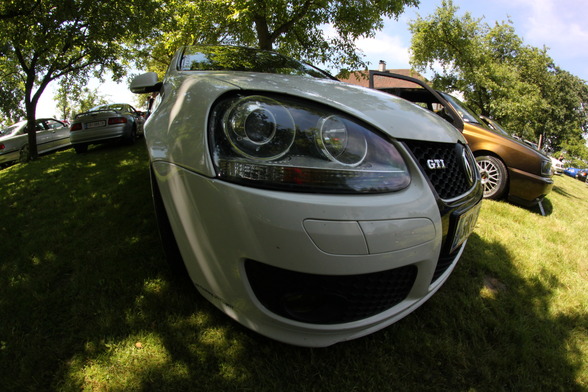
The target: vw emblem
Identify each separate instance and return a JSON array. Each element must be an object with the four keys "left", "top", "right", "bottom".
[{"left": 462, "top": 148, "right": 474, "bottom": 185}]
